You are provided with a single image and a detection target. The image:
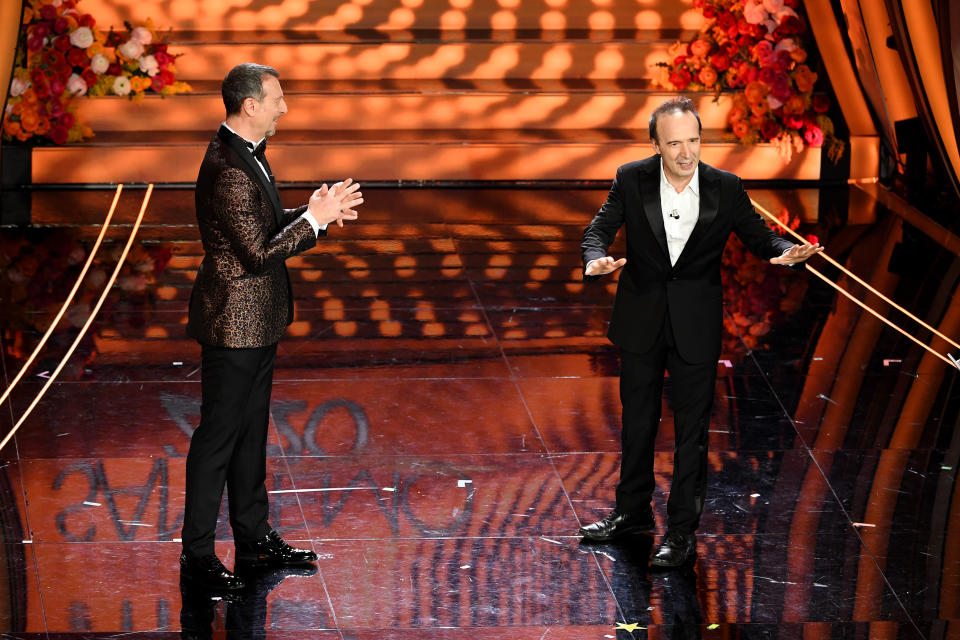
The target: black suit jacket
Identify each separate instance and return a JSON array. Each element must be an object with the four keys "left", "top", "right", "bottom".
[
  {"left": 187, "top": 125, "right": 321, "bottom": 348},
  {"left": 581, "top": 156, "right": 796, "bottom": 364}
]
